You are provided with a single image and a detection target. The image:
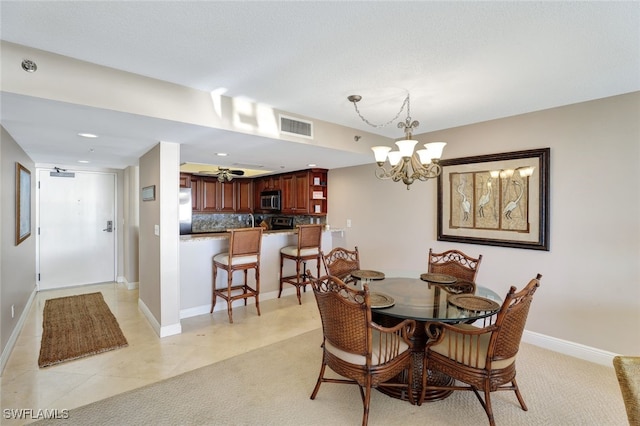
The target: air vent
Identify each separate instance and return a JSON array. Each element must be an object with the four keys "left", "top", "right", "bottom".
[{"left": 280, "top": 115, "right": 313, "bottom": 139}]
